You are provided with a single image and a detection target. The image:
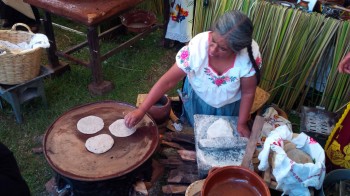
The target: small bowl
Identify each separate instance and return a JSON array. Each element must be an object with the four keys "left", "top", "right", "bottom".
[
  {"left": 147, "top": 95, "right": 171, "bottom": 125},
  {"left": 185, "top": 179, "right": 205, "bottom": 196},
  {"left": 120, "top": 10, "right": 157, "bottom": 33}
]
